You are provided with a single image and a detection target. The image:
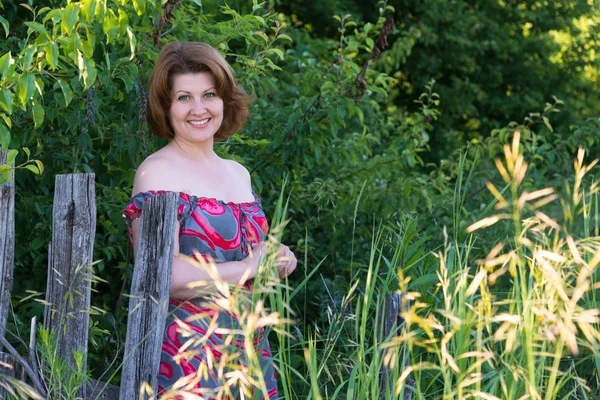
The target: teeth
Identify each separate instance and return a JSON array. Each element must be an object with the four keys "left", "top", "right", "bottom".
[{"left": 189, "top": 118, "right": 209, "bottom": 126}]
